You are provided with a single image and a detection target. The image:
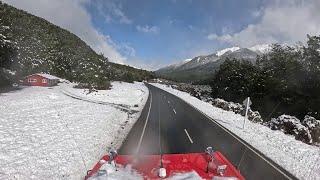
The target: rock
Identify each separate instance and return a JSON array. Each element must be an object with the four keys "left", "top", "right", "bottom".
[
  {"left": 267, "top": 115, "right": 312, "bottom": 144},
  {"left": 248, "top": 110, "right": 263, "bottom": 123},
  {"left": 211, "top": 98, "right": 263, "bottom": 123},
  {"left": 212, "top": 98, "right": 237, "bottom": 112},
  {"left": 302, "top": 115, "right": 320, "bottom": 144}
]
